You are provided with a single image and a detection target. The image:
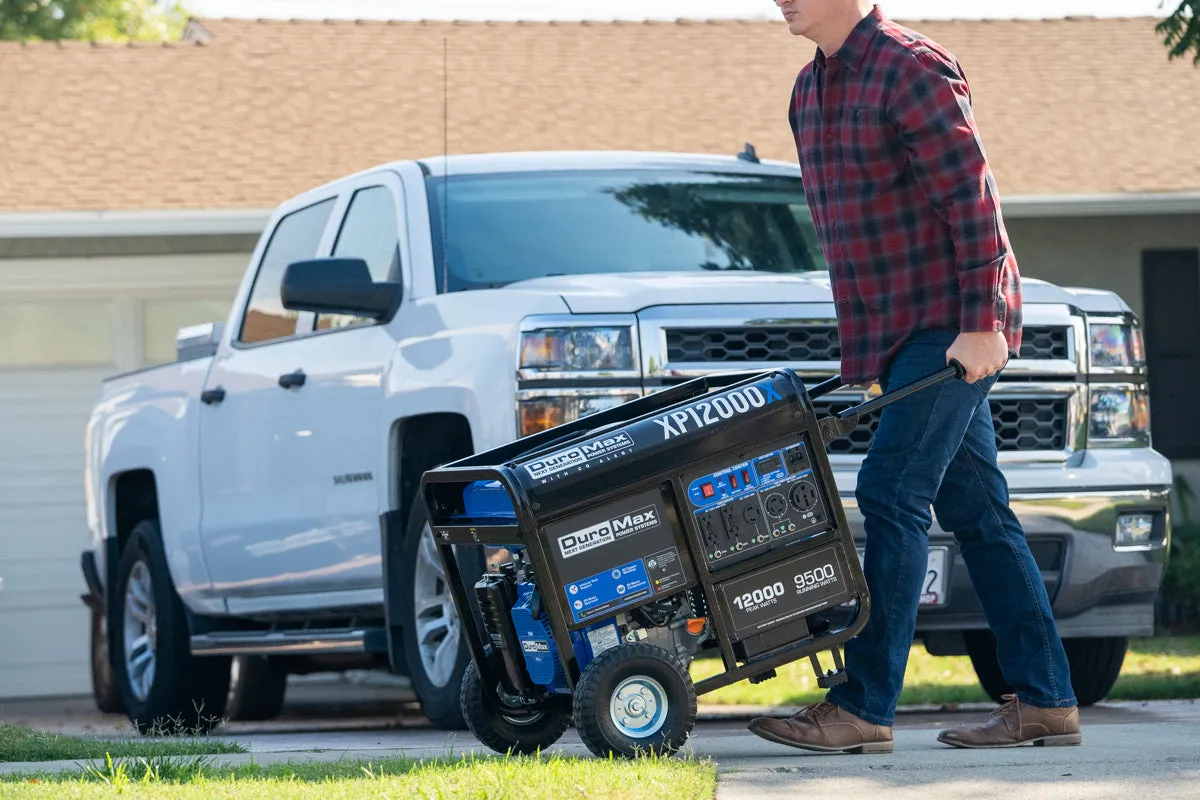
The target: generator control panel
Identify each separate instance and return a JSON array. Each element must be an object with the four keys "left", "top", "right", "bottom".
[{"left": 684, "top": 439, "right": 831, "bottom": 571}]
